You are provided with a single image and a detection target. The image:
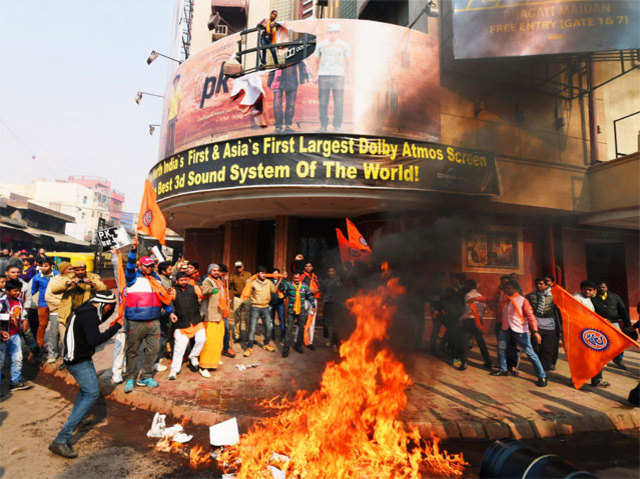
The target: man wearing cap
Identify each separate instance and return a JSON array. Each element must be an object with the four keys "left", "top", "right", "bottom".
[
  {"left": 229, "top": 261, "right": 252, "bottom": 342},
  {"left": 122, "top": 236, "right": 175, "bottom": 393},
  {"left": 49, "top": 260, "right": 107, "bottom": 331},
  {"left": 49, "top": 291, "right": 123, "bottom": 458}
]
